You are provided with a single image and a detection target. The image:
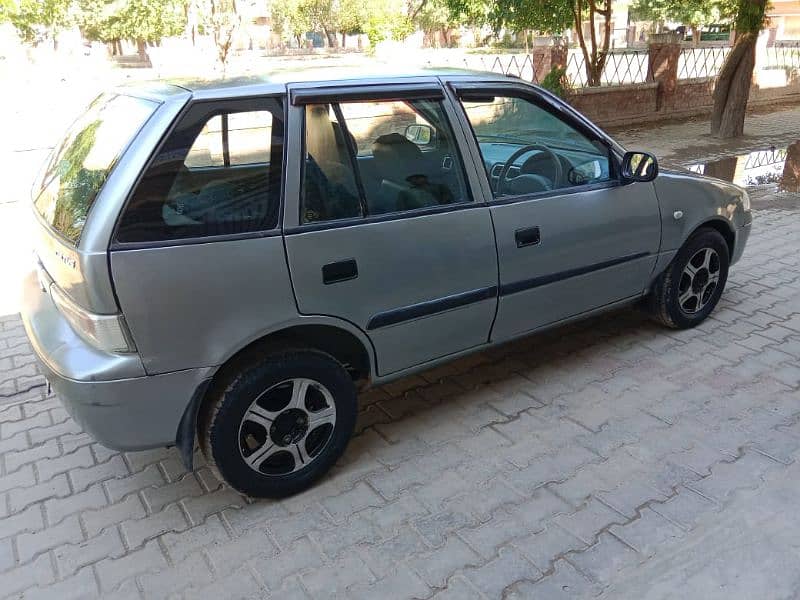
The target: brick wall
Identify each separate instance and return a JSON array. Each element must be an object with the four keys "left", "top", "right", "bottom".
[
  {"left": 570, "top": 78, "right": 800, "bottom": 128},
  {"left": 568, "top": 83, "right": 659, "bottom": 126}
]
